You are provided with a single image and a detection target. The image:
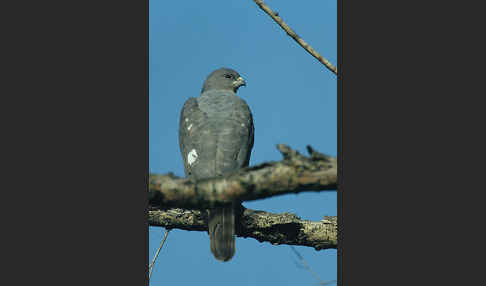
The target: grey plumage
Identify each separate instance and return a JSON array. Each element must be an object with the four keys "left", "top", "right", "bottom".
[{"left": 178, "top": 68, "right": 254, "bottom": 261}]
